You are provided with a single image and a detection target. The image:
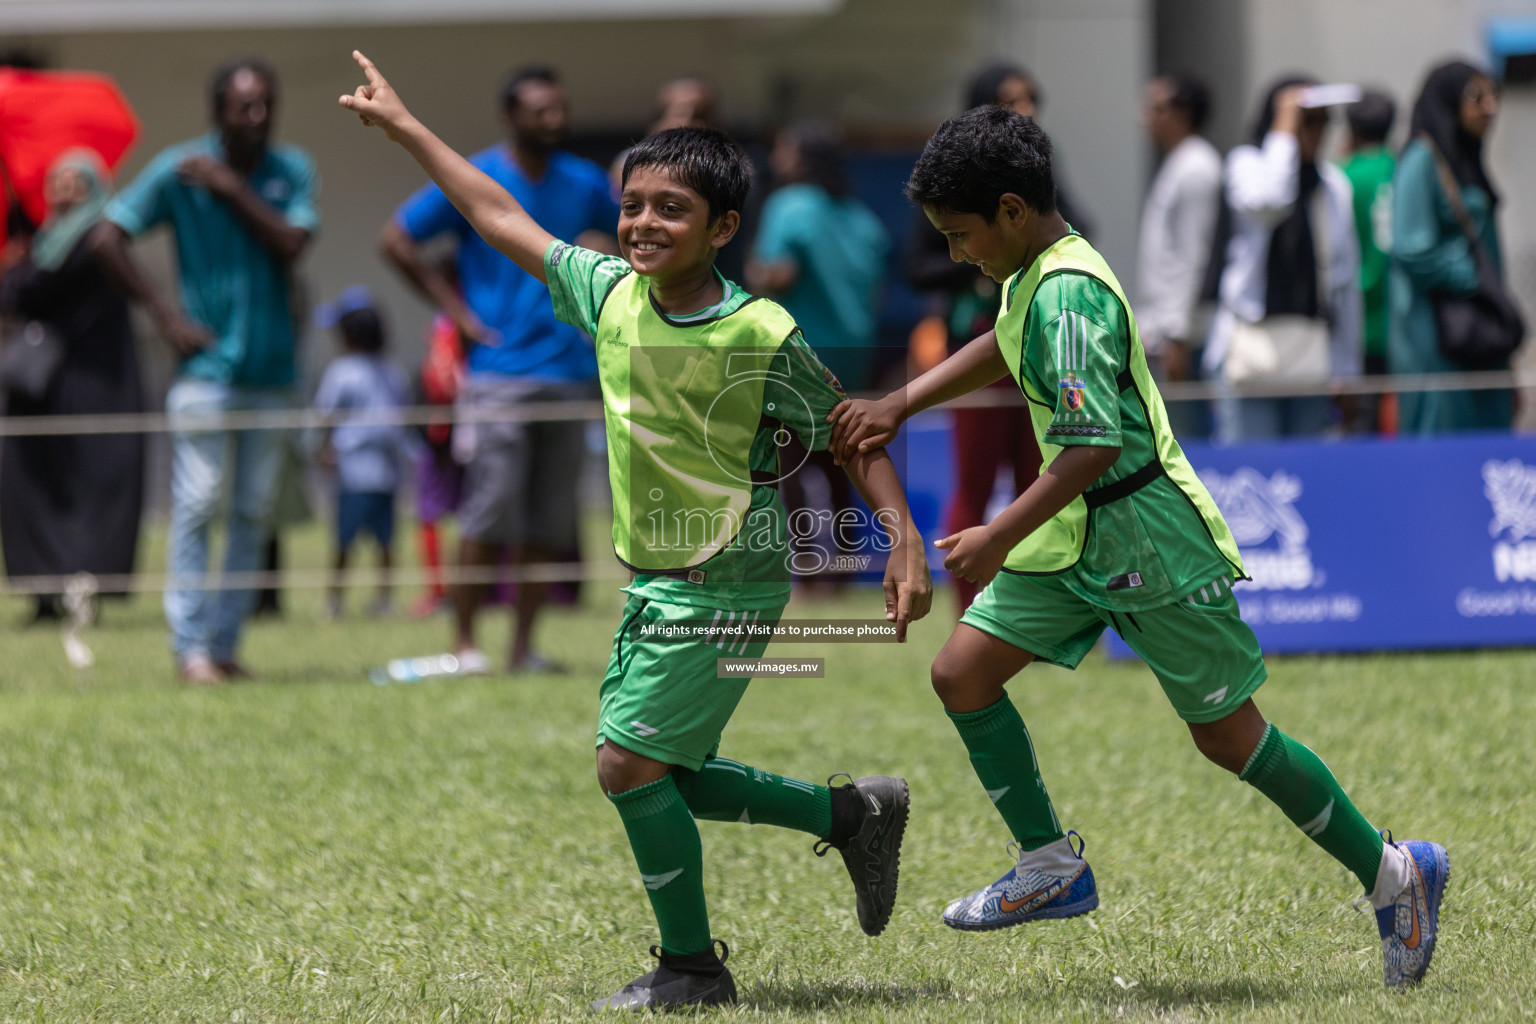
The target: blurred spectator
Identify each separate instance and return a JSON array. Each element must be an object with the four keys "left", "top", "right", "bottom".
[
  {"left": 313, "top": 287, "right": 413, "bottom": 620},
  {"left": 380, "top": 66, "right": 618, "bottom": 674},
  {"left": 1340, "top": 89, "right": 1398, "bottom": 432},
  {"left": 747, "top": 122, "right": 888, "bottom": 588},
  {"left": 1205, "top": 76, "right": 1361, "bottom": 441},
  {"left": 413, "top": 309, "right": 466, "bottom": 617},
  {"left": 651, "top": 77, "right": 717, "bottom": 133},
  {"left": 1390, "top": 62, "right": 1514, "bottom": 433},
  {"left": 0, "top": 150, "right": 144, "bottom": 622},
  {"left": 92, "top": 58, "right": 318, "bottom": 685},
  {"left": 749, "top": 122, "right": 888, "bottom": 390},
  {"left": 1136, "top": 72, "right": 1221, "bottom": 439}
]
